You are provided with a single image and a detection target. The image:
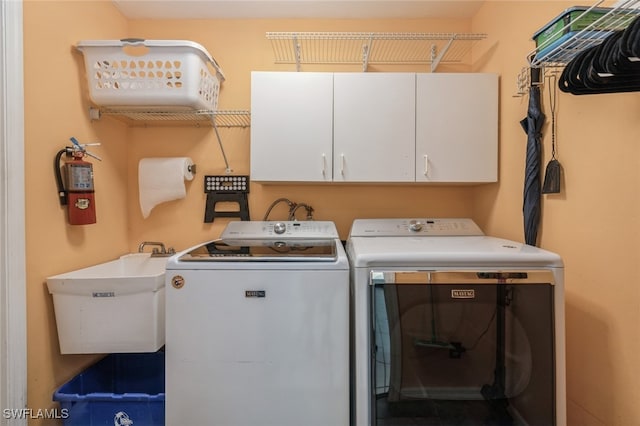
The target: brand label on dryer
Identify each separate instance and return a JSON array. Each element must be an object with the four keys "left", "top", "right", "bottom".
[
  {"left": 92, "top": 292, "right": 114, "bottom": 298},
  {"left": 245, "top": 290, "right": 266, "bottom": 298},
  {"left": 451, "top": 289, "right": 475, "bottom": 299}
]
